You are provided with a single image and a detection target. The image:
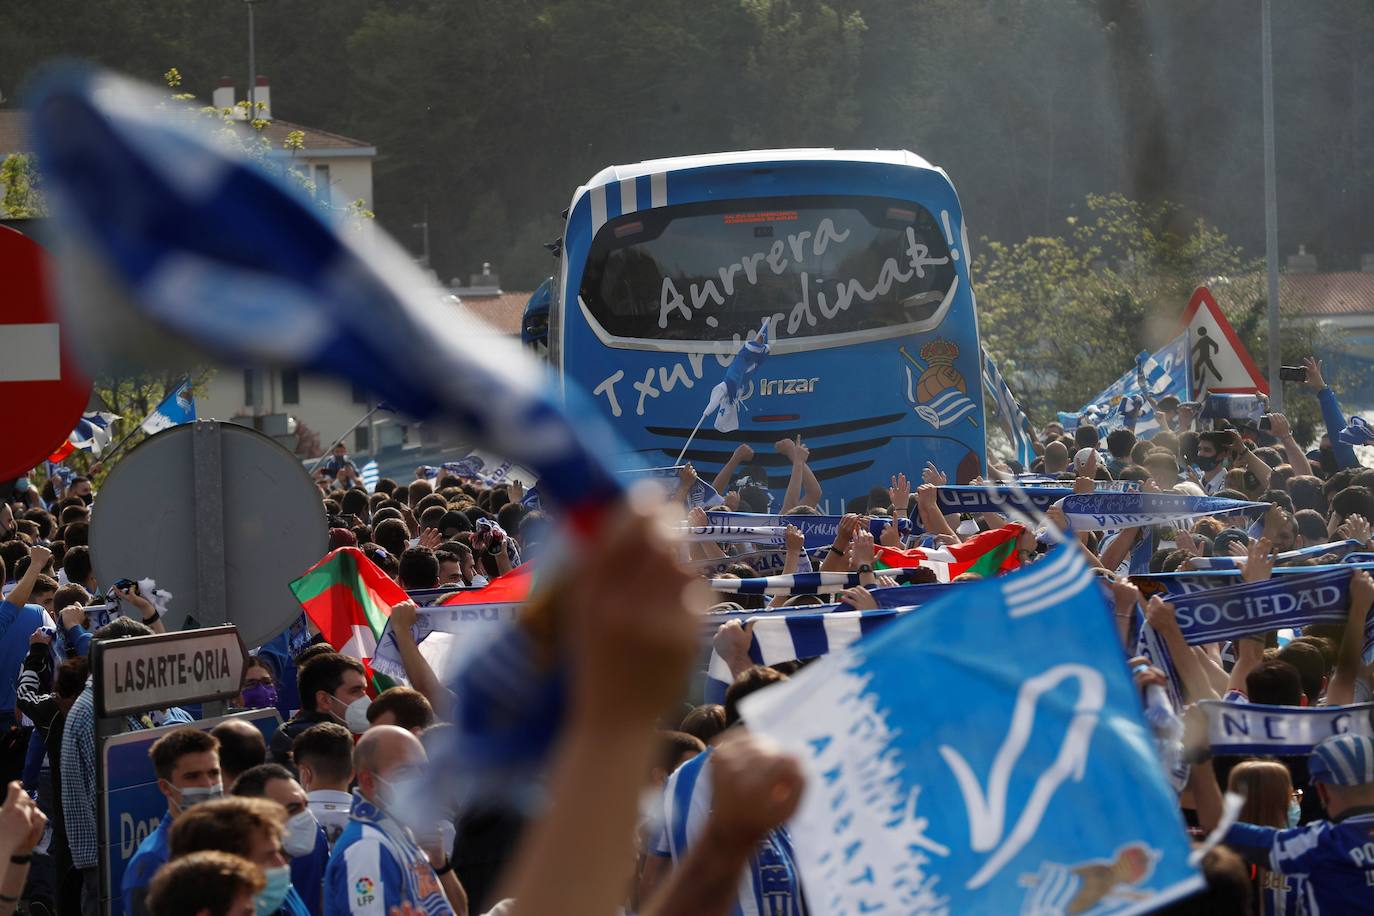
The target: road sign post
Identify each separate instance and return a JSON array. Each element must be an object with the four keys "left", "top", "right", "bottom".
[
  {"left": 98, "top": 707, "right": 281, "bottom": 916},
  {"left": 90, "top": 626, "right": 249, "bottom": 916}
]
